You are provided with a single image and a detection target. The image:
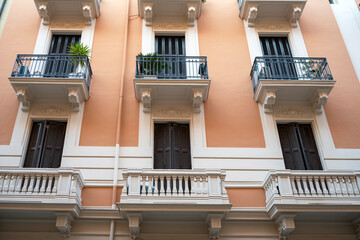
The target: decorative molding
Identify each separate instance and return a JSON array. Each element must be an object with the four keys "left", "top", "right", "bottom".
[
  {"left": 193, "top": 91, "right": 203, "bottom": 113},
  {"left": 55, "top": 213, "right": 74, "bottom": 238},
  {"left": 263, "top": 91, "right": 276, "bottom": 113},
  {"left": 248, "top": 6, "right": 258, "bottom": 27},
  {"left": 128, "top": 213, "right": 142, "bottom": 240},
  {"left": 68, "top": 90, "right": 80, "bottom": 112},
  {"left": 38, "top": 4, "right": 50, "bottom": 25},
  {"left": 290, "top": 7, "right": 302, "bottom": 28},
  {"left": 82, "top": 5, "right": 92, "bottom": 26},
  {"left": 50, "top": 21, "right": 85, "bottom": 29},
  {"left": 277, "top": 216, "right": 295, "bottom": 240},
  {"left": 255, "top": 21, "right": 291, "bottom": 31},
  {"left": 16, "top": 89, "right": 30, "bottom": 111},
  {"left": 33, "top": 105, "right": 69, "bottom": 116},
  {"left": 141, "top": 90, "right": 151, "bottom": 113},
  {"left": 207, "top": 214, "right": 223, "bottom": 240},
  {"left": 188, "top": 5, "right": 196, "bottom": 26},
  {"left": 152, "top": 21, "right": 188, "bottom": 31},
  {"left": 314, "top": 90, "right": 328, "bottom": 114},
  {"left": 274, "top": 104, "right": 313, "bottom": 118},
  {"left": 144, "top": 5, "right": 153, "bottom": 26}
]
